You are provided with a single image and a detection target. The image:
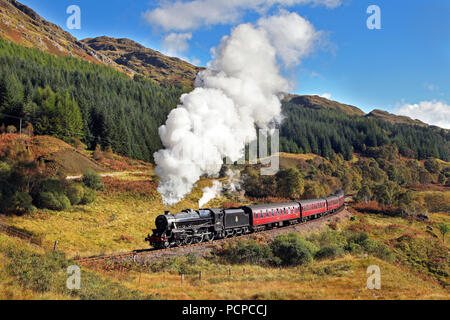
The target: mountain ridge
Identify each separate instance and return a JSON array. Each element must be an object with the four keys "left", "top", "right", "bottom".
[{"left": 81, "top": 36, "right": 204, "bottom": 87}]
